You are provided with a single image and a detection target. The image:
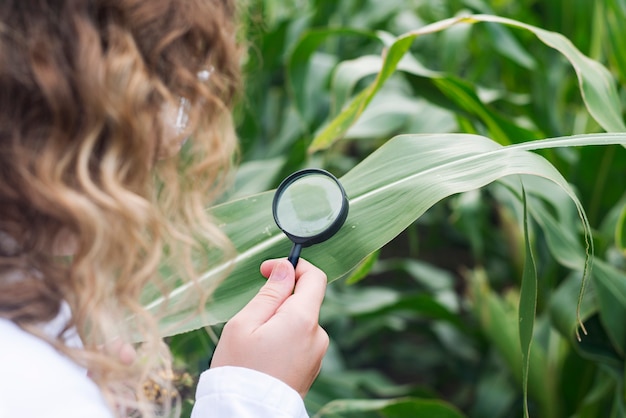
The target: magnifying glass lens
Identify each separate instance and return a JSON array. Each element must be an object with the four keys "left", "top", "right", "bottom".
[
  {"left": 272, "top": 169, "right": 349, "bottom": 267},
  {"left": 275, "top": 174, "right": 344, "bottom": 238}
]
